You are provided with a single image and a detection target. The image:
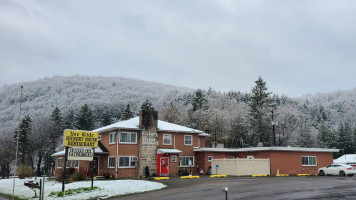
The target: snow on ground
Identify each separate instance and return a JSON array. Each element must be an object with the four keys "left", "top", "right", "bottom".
[{"left": 0, "top": 178, "right": 166, "bottom": 199}]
